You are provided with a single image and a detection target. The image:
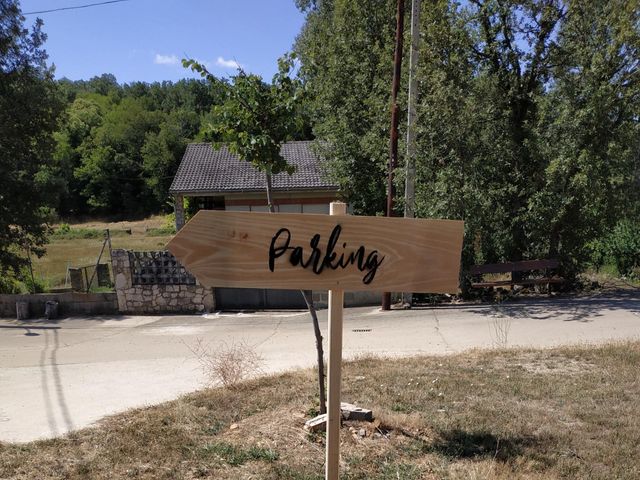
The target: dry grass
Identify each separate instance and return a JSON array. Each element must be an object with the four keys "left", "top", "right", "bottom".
[
  {"left": 32, "top": 216, "right": 173, "bottom": 287},
  {"left": 2, "top": 342, "right": 640, "bottom": 479},
  {"left": 59, "top": 215, "right": 168, "bottom": 234},
  {"left": 190, "top": 339, "right": 264, "bottom": 388}
]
